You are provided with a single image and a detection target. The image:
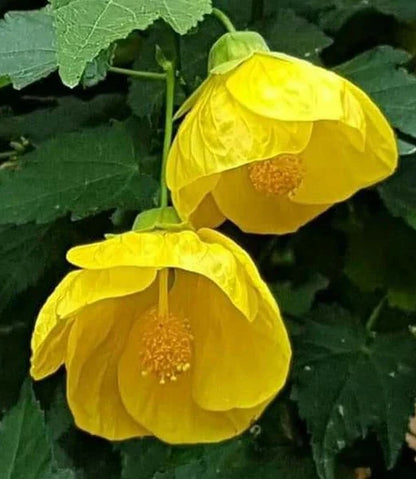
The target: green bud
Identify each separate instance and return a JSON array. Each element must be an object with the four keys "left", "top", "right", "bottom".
[
  {"left": 208, "top": 31, "right": 269, "bottom": 73},
  {"left": 132, "top": 207, "right": 188, "bottom": 233}
]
